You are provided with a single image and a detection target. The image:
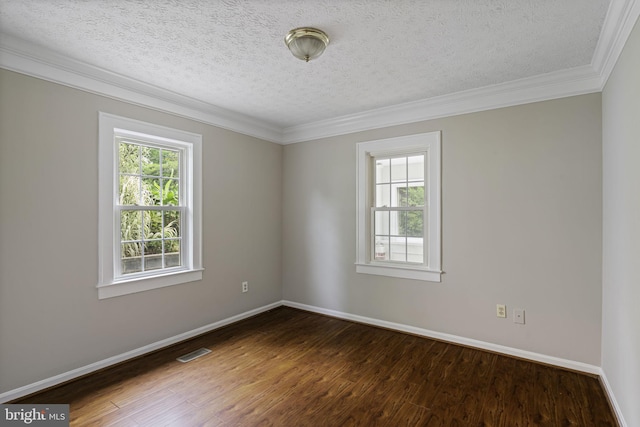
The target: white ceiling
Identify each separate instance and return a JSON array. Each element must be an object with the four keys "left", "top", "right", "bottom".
[{"left": 0, "top": 0, "right": 637, "bottom": 143}]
